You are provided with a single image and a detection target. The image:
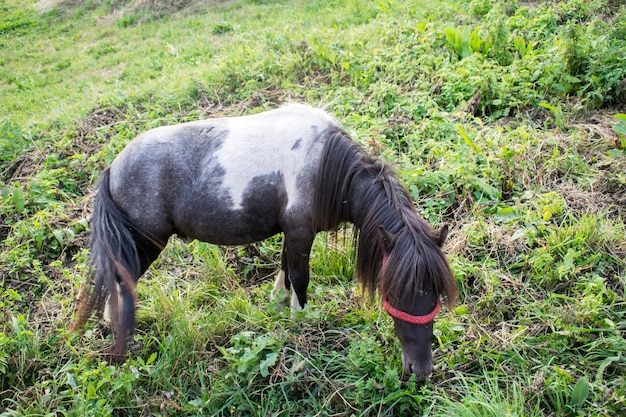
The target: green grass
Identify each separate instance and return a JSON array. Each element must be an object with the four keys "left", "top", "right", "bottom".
[{"left": 1, "top": 0, "right": 625, "bottom": 415}]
